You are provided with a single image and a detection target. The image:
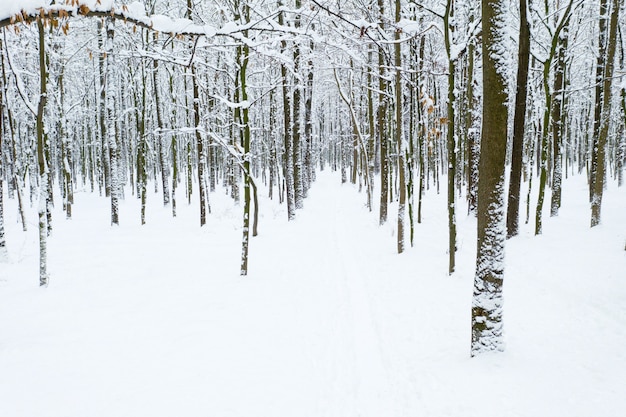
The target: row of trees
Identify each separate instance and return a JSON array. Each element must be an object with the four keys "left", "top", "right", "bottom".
[{"left": 0, "top": 0, "right": 623, "bottom": 355}]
